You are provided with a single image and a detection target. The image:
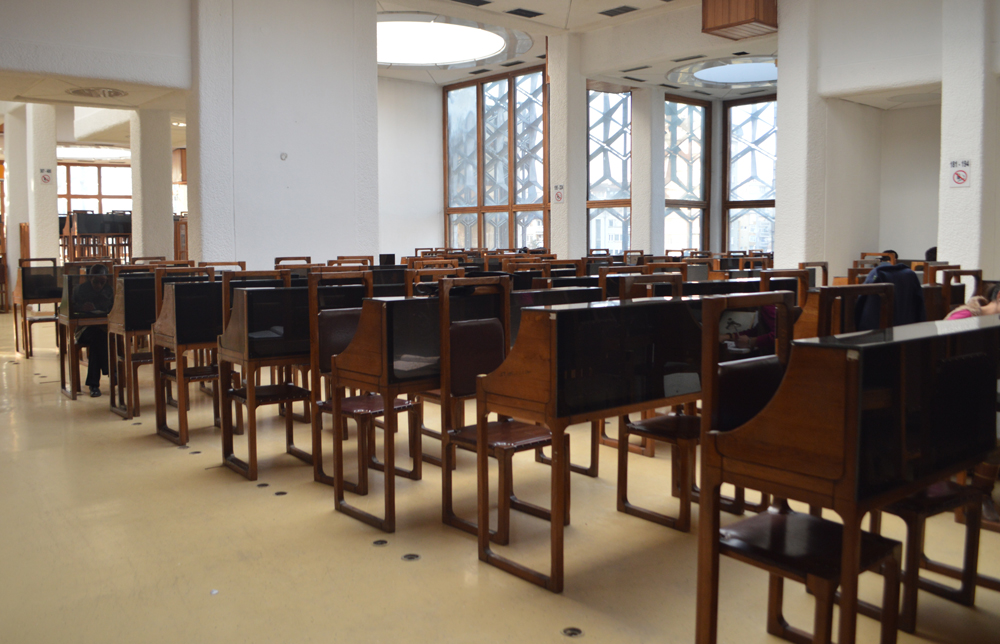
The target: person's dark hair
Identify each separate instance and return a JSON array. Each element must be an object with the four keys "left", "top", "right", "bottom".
[
  {"left": 88, "top": 264, "right": 108, "bottom": 276},
  {"left": 987, "top": 283, "right": 1000, "bottom": 303},
  {"left": 881, "top": 249, "right": 897, "bottom": 263},
  {"left": 925, "top": 246, "right": 938, "bottom": 262}
]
